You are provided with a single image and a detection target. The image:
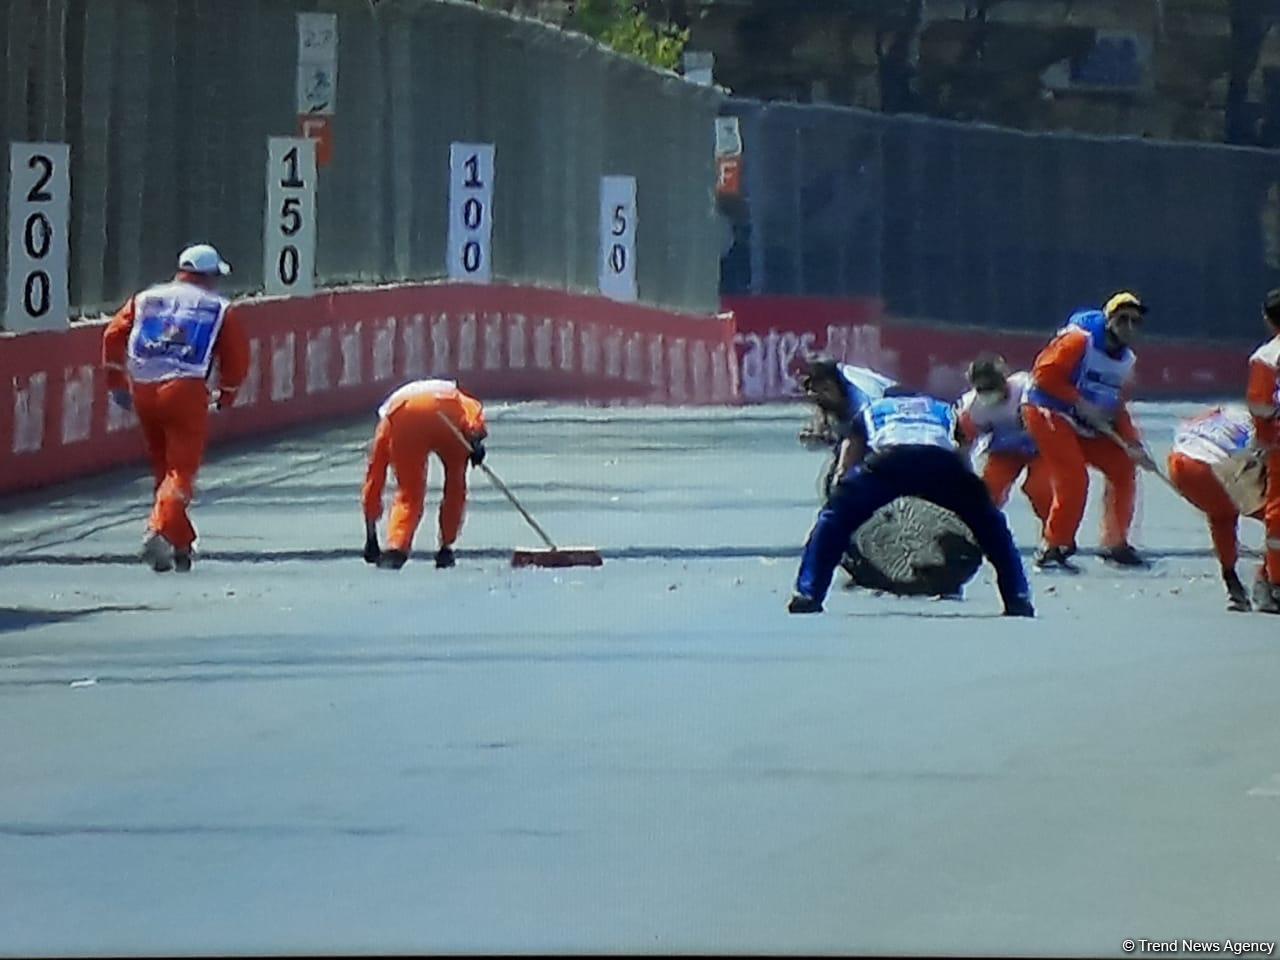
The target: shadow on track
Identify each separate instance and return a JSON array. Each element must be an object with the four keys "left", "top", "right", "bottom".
[
  {"left": 0, "top": 545, "right": 1235, "bottom": 568},
  {"left": 0, "top": 605, "right": 159, "bottom": 633}
]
